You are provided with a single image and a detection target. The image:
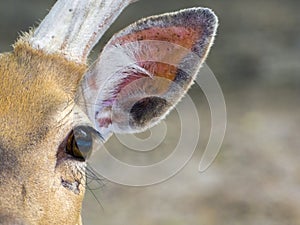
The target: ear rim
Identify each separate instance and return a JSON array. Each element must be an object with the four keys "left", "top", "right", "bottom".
[{"left": 110, "top": 7, "right": 218, "bottom": 58}]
